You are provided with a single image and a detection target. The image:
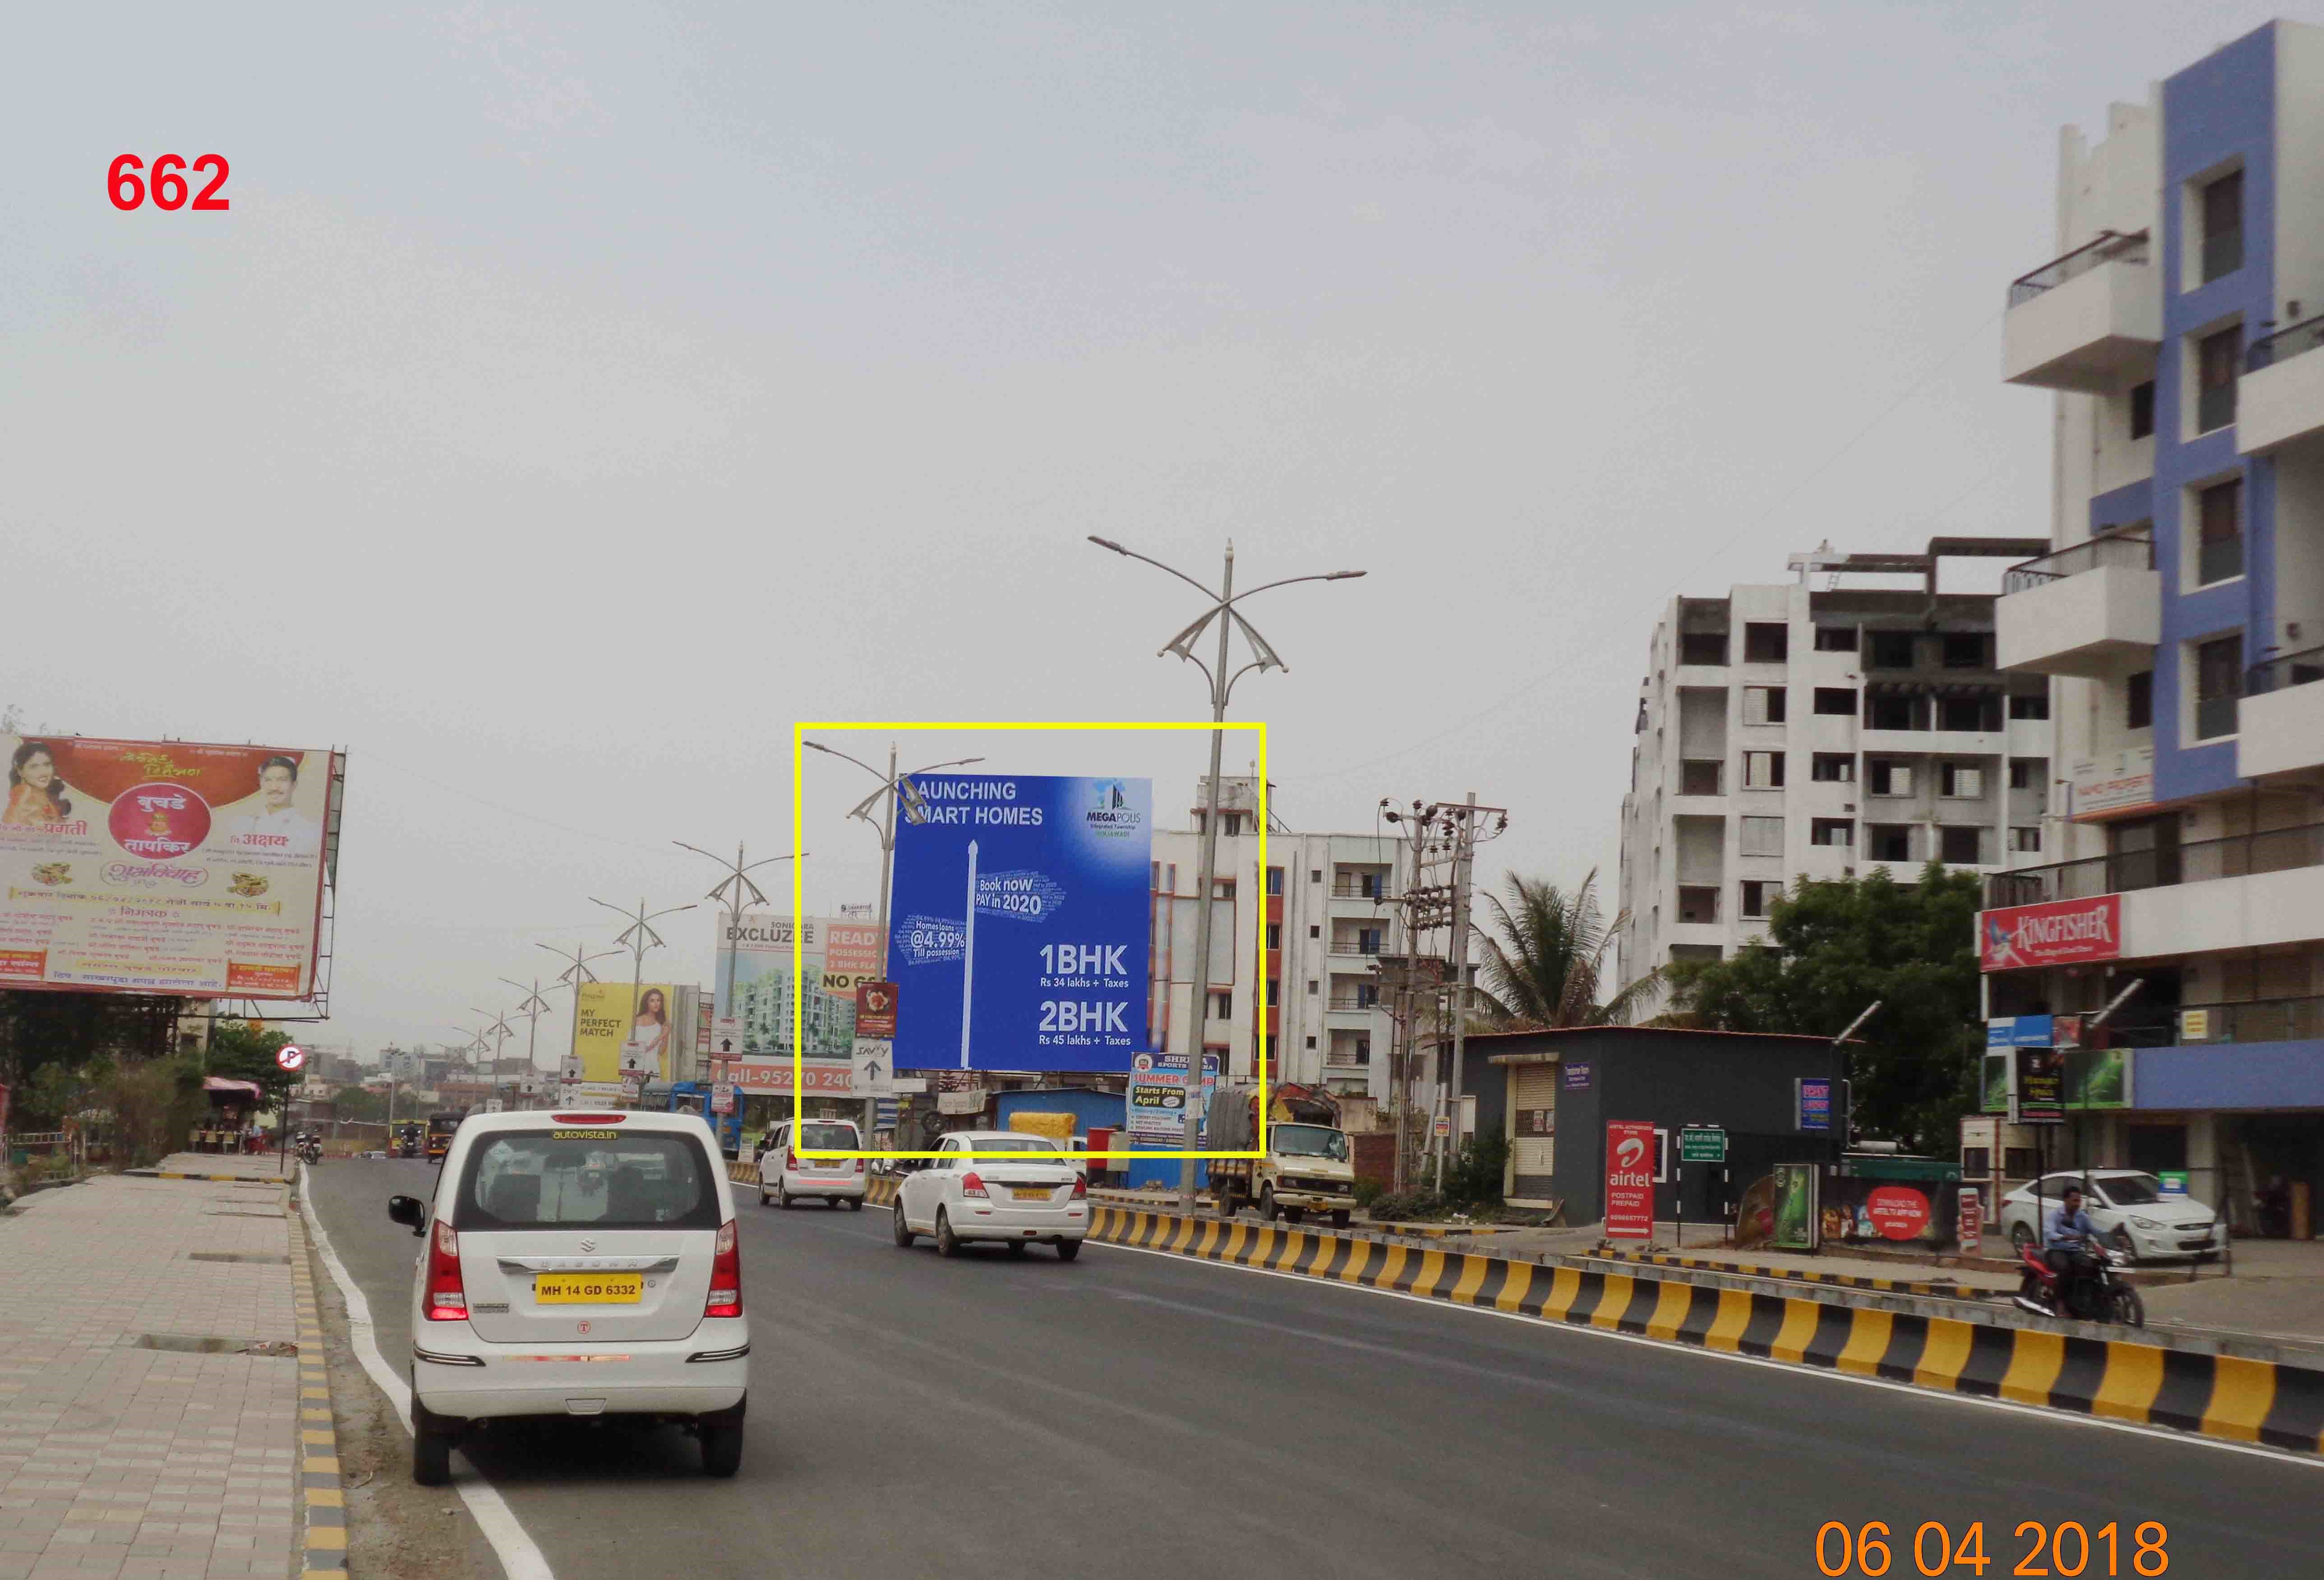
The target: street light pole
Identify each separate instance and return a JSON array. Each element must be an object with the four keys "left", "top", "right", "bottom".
[
  {"left": 499, "top": 979, "right": 554, "bottom": 1108},
  {"left": 802, "top": 743, "right": 987, "bottom": 976},
  {"left": 589, "top": 897, "right": 698, "bottom": 1100},
  {"left": 539, "top": 941, "right": 623, "bottom": 1099},
  {"left": 1088, "top": 536, "right": 1366, "bottom": 1214}
]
